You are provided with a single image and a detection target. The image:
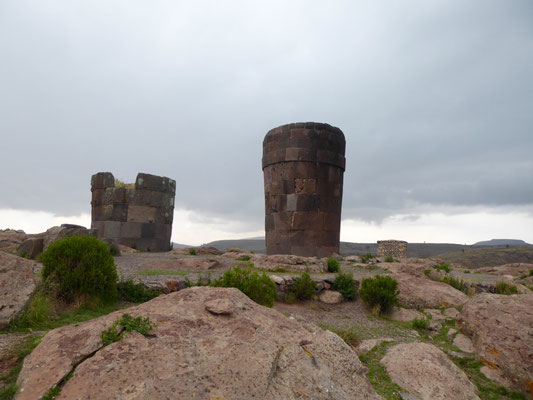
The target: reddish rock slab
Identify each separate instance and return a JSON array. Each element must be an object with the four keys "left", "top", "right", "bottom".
[
  {"left": 17, "top": 287, "right": 381, "bottom": 400},
  {"left": 459, "top": 293, "right": 533, "bottom": 396}
]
